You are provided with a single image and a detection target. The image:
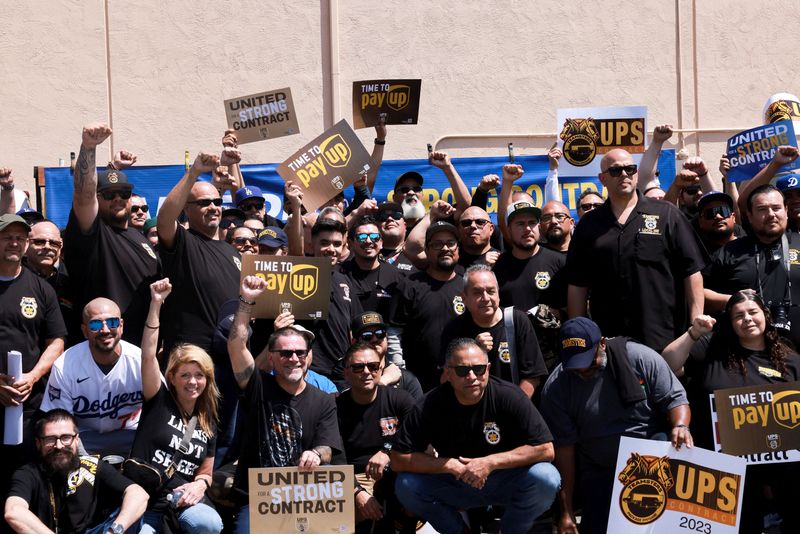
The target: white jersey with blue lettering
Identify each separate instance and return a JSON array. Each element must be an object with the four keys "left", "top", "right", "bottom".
[{"left": 41, "top": 340, "right": 144, "bottom": 433}]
